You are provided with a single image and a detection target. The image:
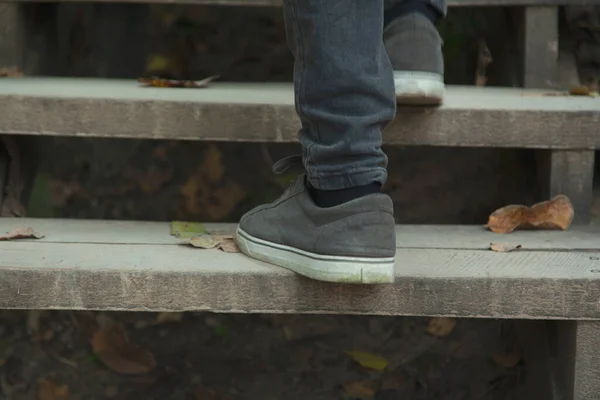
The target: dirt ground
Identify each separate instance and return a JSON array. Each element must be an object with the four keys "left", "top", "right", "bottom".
[{"left": 0, "top": 311, "right": 523, "bottom": 400}]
